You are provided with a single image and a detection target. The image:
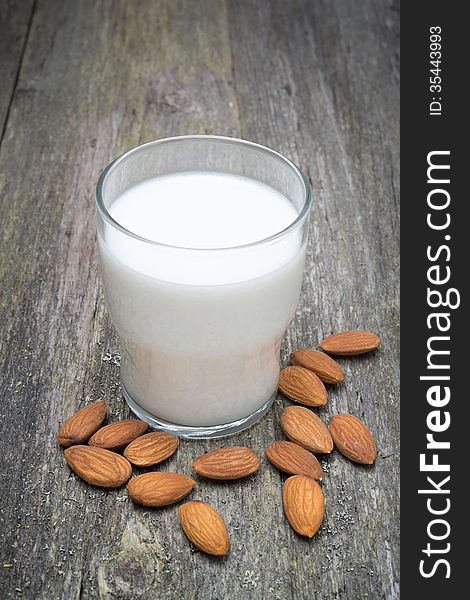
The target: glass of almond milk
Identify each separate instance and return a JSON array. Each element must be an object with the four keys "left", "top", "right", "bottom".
[{"left": 96, "top": 136, "right": 311, "bottom": 438}]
